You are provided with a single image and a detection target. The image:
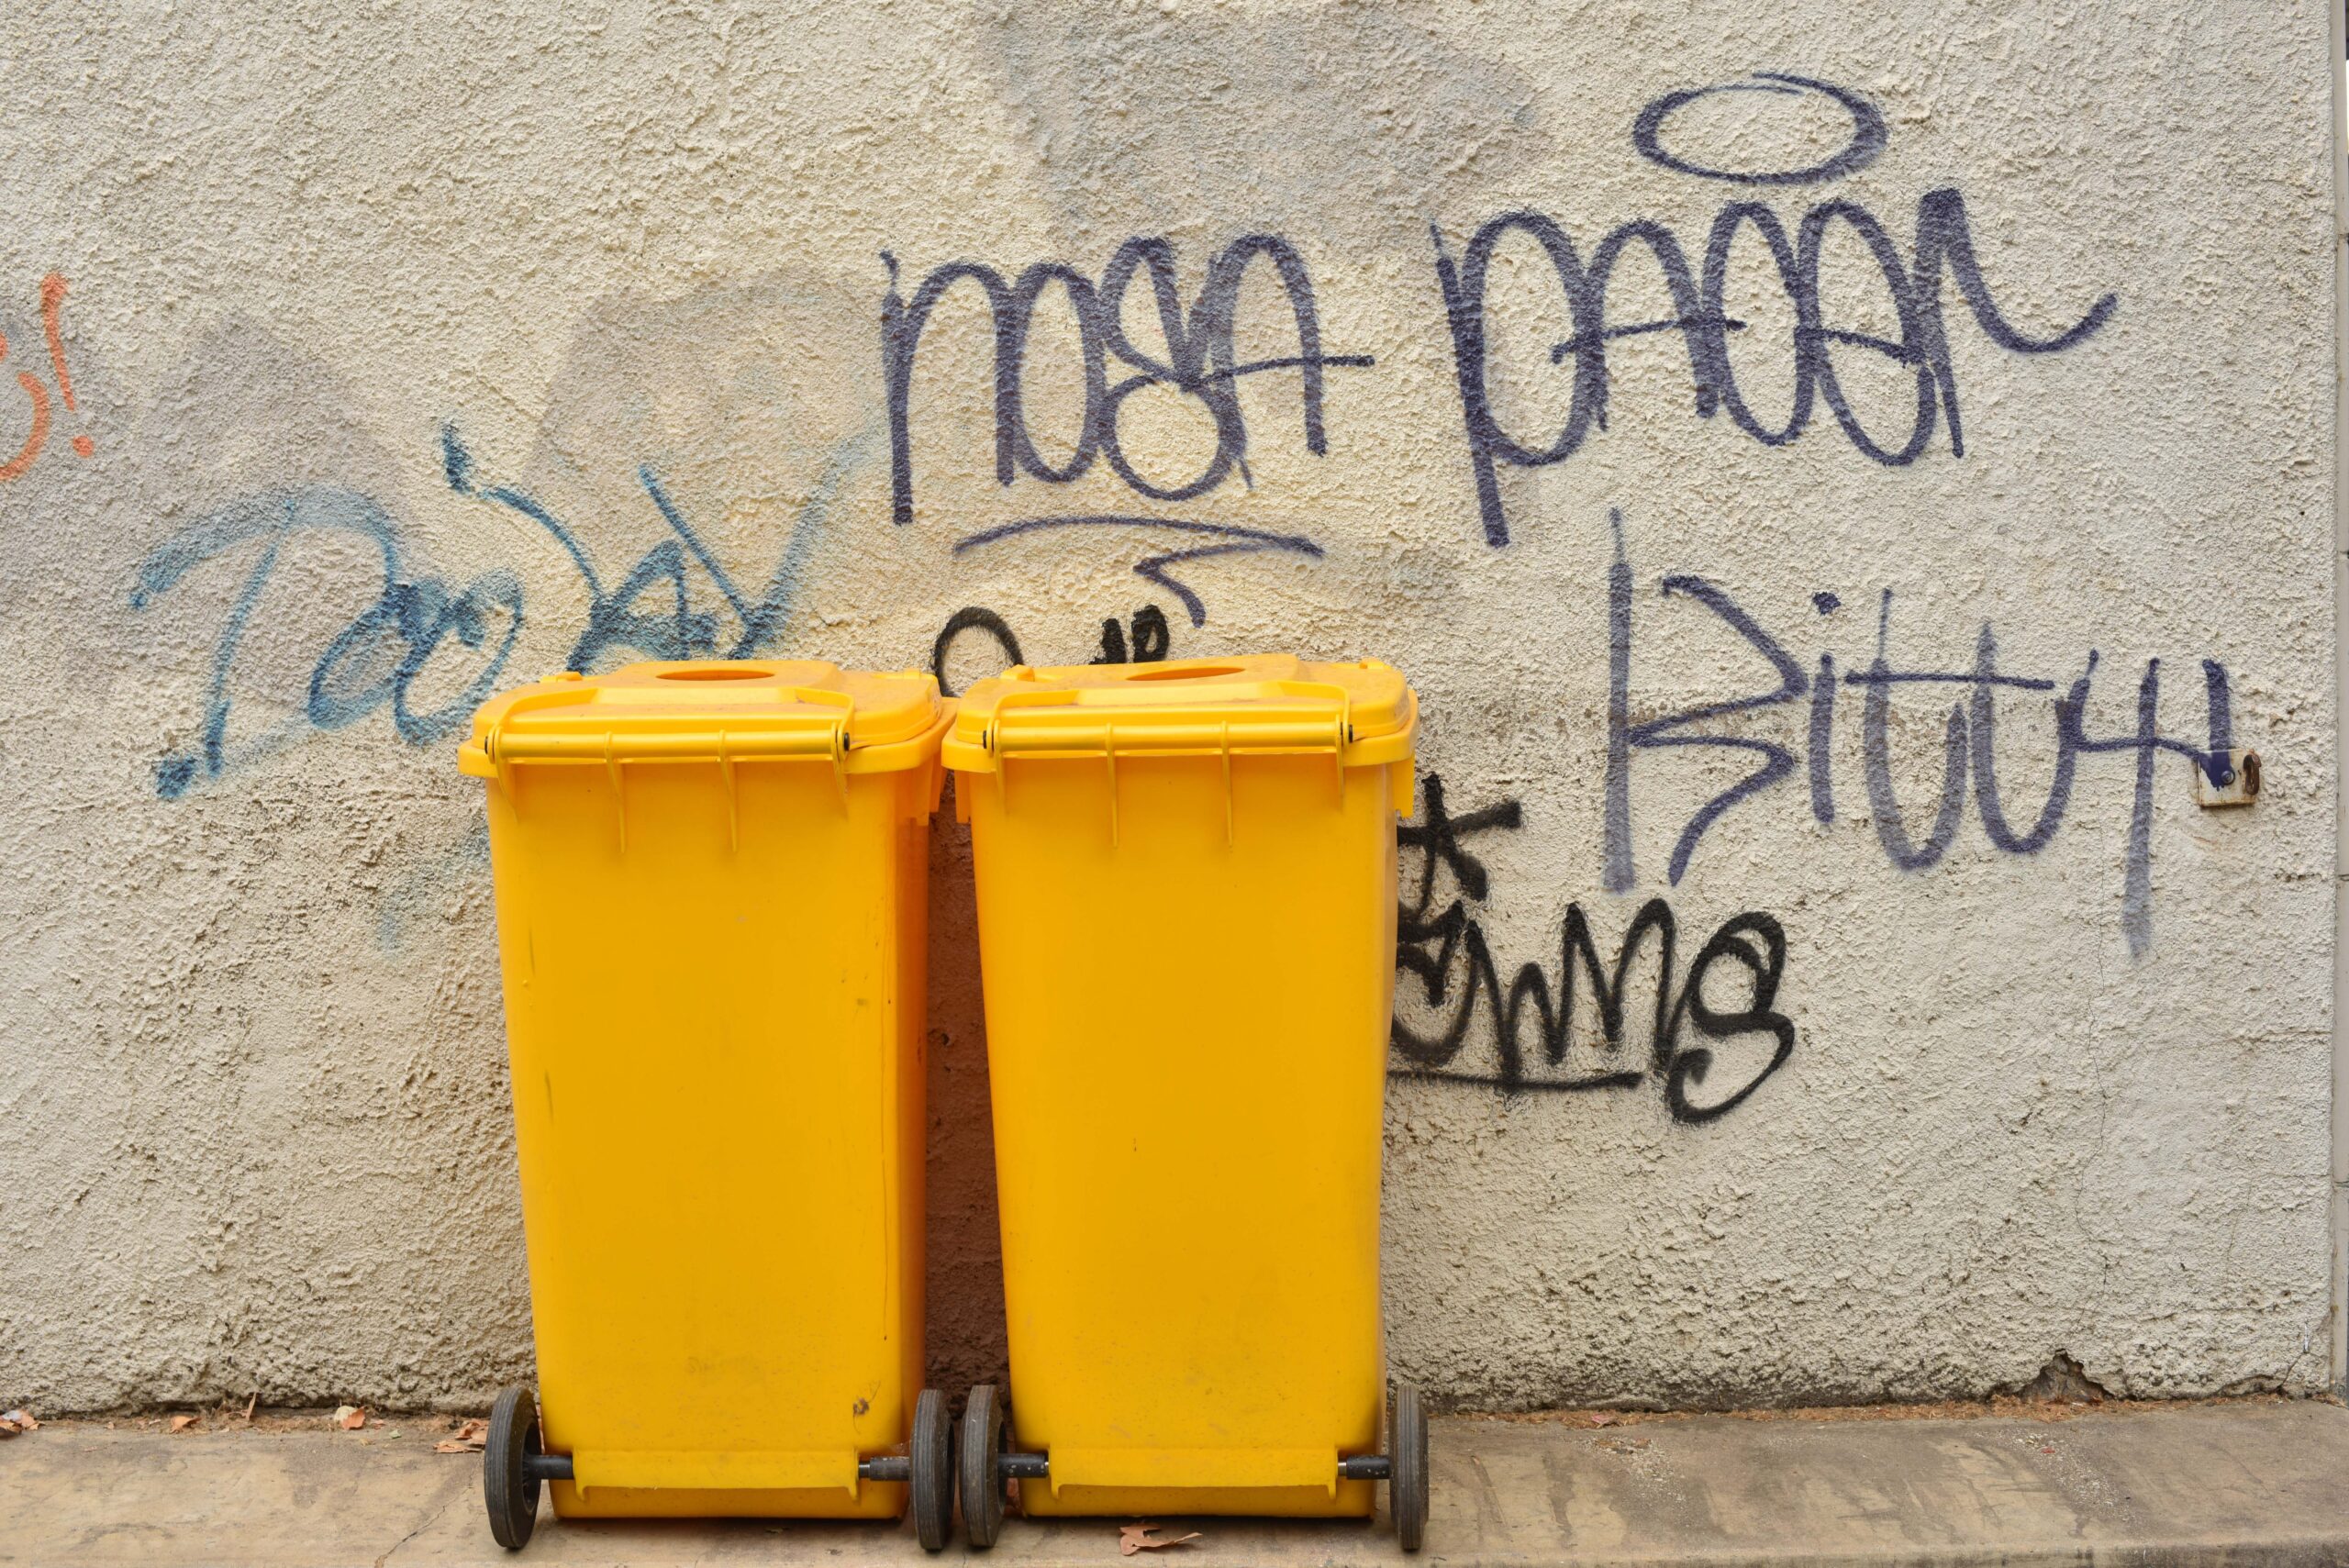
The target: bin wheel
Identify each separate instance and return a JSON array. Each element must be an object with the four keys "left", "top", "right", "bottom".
[
  {"left": 484, "top": 1385, "right": 542, "bottom": 1551},
  {"left": 960, "top": 1383, "right": 1008, "bottom": 1550},
  {"left": 1392, "top": 1383, "right": 1428, "bottom": 1552},
  {"left": 910, "top": 1388, "right": 953, "bottom": 1552}
]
